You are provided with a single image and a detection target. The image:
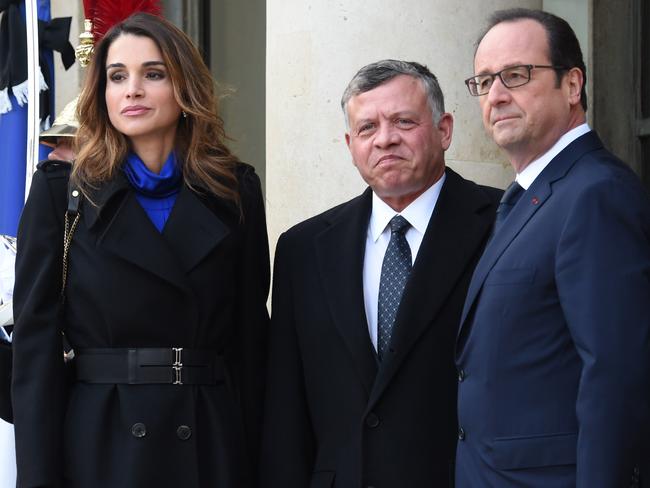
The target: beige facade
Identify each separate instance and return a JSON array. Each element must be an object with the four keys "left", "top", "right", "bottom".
[{"left": 51, "top": 1, "right": 83, "bottom": 113}]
